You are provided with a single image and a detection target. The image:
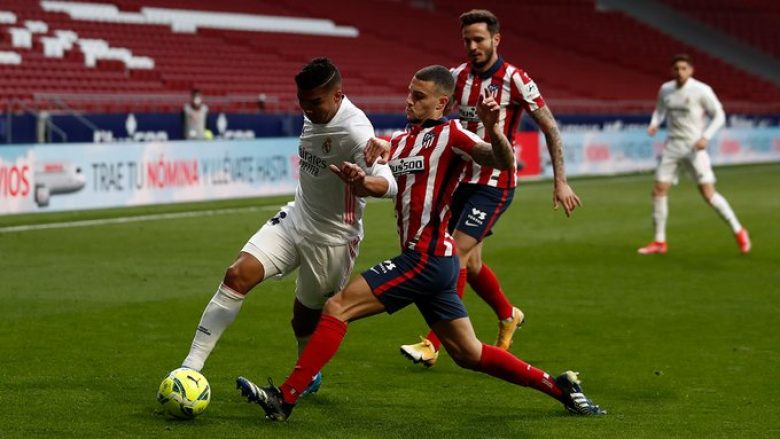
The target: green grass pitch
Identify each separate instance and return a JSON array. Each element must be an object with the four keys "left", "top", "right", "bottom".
[{"left": 1, "top": 163, "right": 778, "bottom": 438}]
